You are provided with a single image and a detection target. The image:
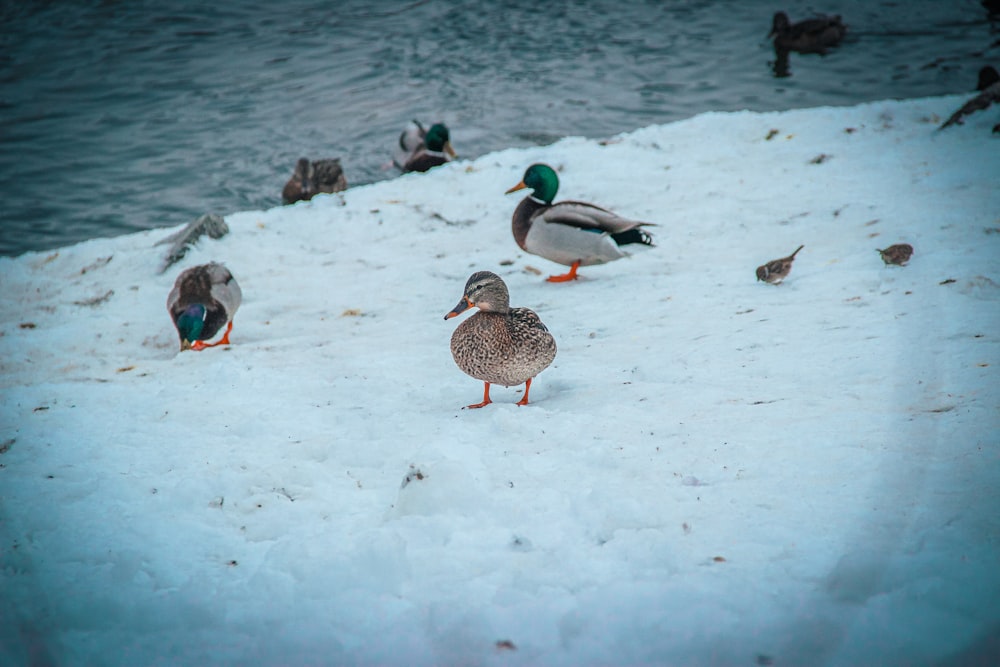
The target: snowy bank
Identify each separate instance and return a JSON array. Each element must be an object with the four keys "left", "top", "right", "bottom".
[{"left": 1, "top": 96, "right": 998, "bottom": 666}]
